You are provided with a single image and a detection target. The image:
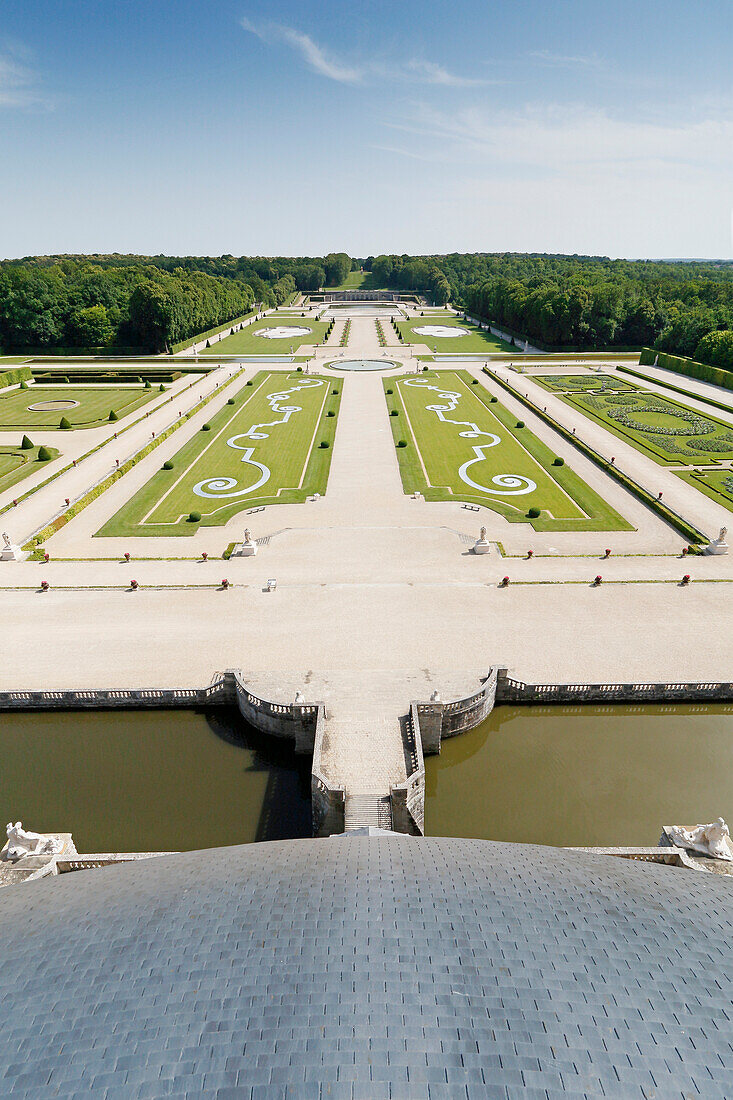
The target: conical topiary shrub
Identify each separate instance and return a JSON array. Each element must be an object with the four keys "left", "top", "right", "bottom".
[
  {"left": 37, "top": 445, "right": 52, "bottom": 461},
  {"left": 21, "top": 434, "right": 33, "bottom": 450},
  {"left": 59, "top": 416, "right": 72, "bottom": 429},
  {"left": 109, "top": 409, "right": 118, "bottom": 421}
]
